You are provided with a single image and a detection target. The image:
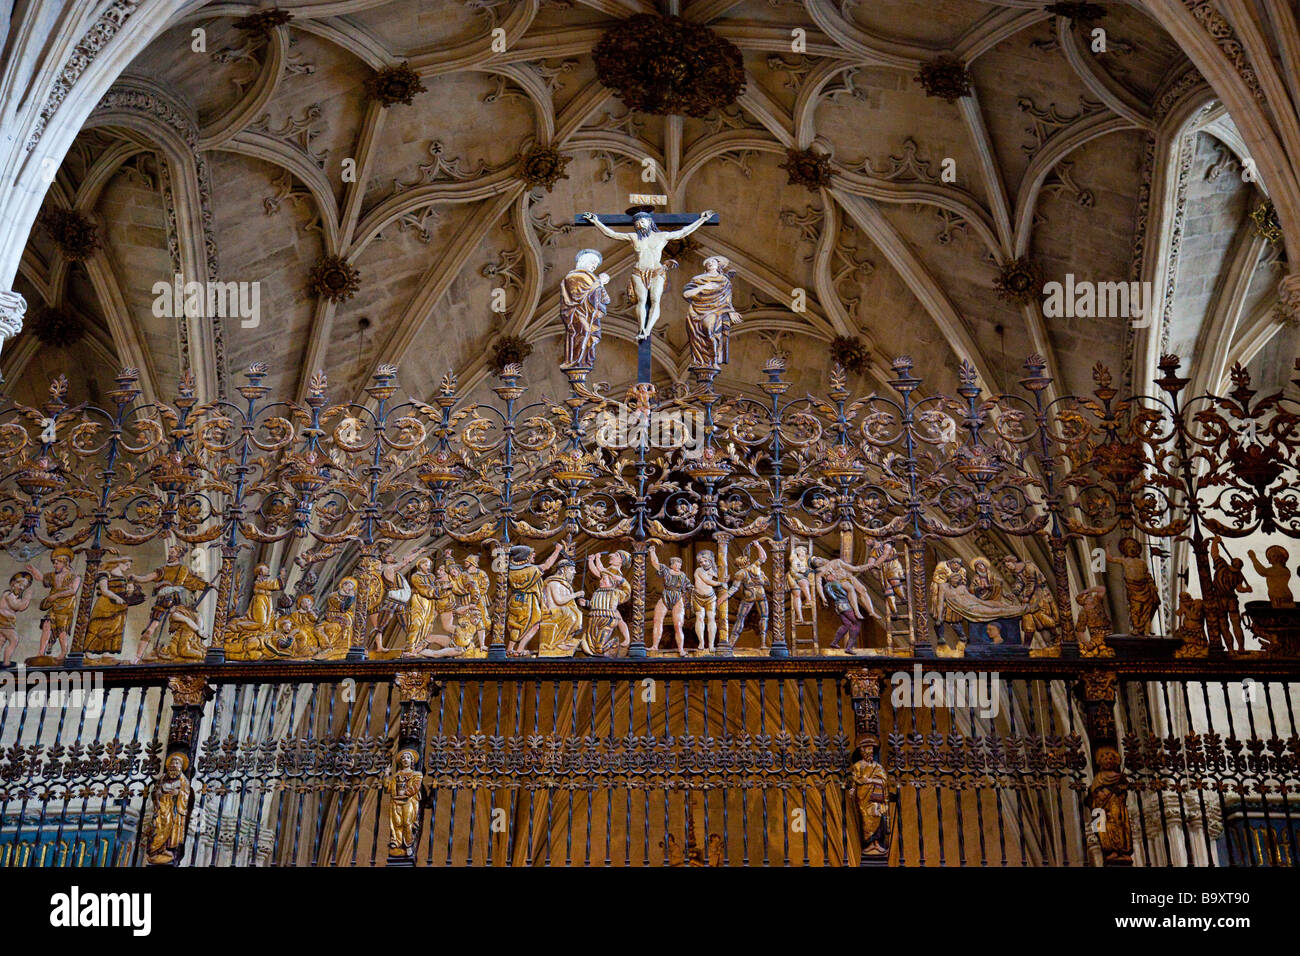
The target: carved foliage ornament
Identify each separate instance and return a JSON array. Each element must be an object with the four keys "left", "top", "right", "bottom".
[
  {"left": 780, "top": 148, "right": 833, "bottom": 192},
  {"left": 517, "top": 146, "right": 572, "bottom": 192},
  {"left": 309, "top": 255, "right": 362, "bottom": 302},
  {"left": 490, "top": 334, "right": 533, "bottom": 372},
  {"left": 232, "top": 9, "right": 293, "bottom": 35},
  {"left": 1251, "top": 199, "right": 1282, "bottom": 246},
  {"left": 830, "top": 334, "right": 871, "bottom": 374},
  {"left": 366, "top": 62, "right": 427, "bottom": 108},
  {"left": 37, "top": 208, "right": 101, "bottom": 262},
  {"left": 30, "top": 308, "right": 86, "bottom": 348},
  {"left": 994, "top": 257, "right": 1043, "bottom": 303},
  {"left": 914, "top": 56, "right": 972, "bottom": 103},
  {"left": 593, "top": 15, "right": 745, "bottom": 117}
]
